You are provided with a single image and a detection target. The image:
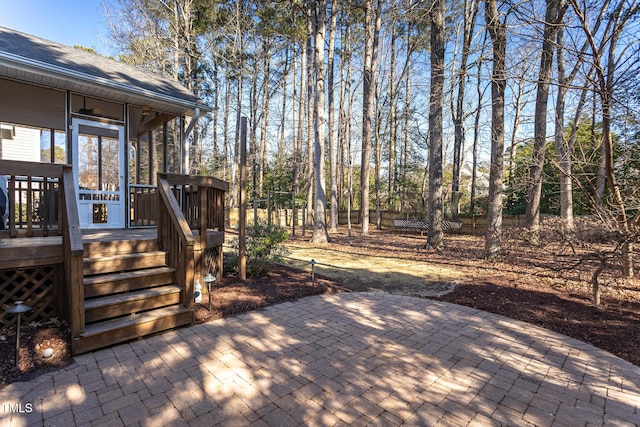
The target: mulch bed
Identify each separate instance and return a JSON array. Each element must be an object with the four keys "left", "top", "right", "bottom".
[
  {"left": 436, "top": 281, "right": 640, "bottom": 366},
  {"left": 193, "top": 264, "right": 348, "bottom": 324},
  {"left": 0, "top": 321, "right": 72, "bottom": 387}
]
